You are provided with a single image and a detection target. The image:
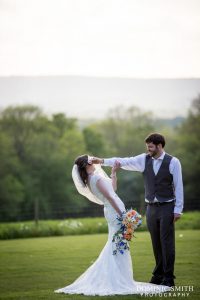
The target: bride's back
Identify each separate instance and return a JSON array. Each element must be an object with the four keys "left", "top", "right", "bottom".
[{"left": 89, "top": 174, "right": 125, "bottom": 221}]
